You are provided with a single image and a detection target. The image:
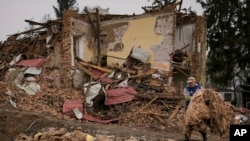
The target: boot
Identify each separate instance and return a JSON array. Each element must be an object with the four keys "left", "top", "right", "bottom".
[
  {"left": 200, "top": 131, "right": 207, "bottom": 141},
  {"left": 184, "top": 134, "right": 189, "bottom": 141}
]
